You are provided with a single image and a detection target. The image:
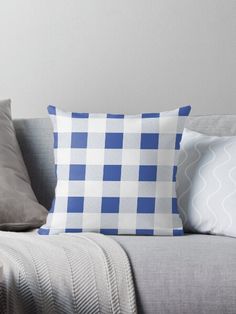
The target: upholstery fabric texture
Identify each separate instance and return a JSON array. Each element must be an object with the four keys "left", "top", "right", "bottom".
[
  {"left": 39, "top": 105, "right": 191, "bottom": 235},
  {"left": 177, "top": 129, "right": 236, "bottom": 237},
  {"left": 0, "top": 100, "right": 47, "bottom": 230},
  {"left": 114, "top": 234, "right": 236, "bottom": 314}
]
